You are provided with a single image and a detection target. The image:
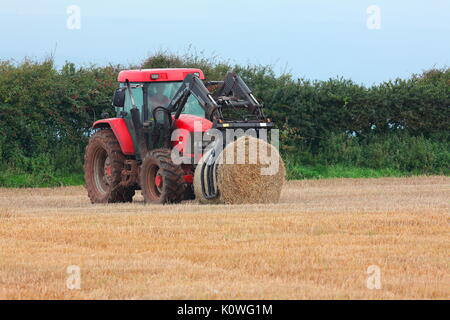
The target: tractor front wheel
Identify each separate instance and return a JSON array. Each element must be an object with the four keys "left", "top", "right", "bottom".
[
  {"left": 84, "top": 129, "right": 135, "bottom": 203},
  {"left": 140, "top": 149, "right": 186, "bottom": 204}
]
